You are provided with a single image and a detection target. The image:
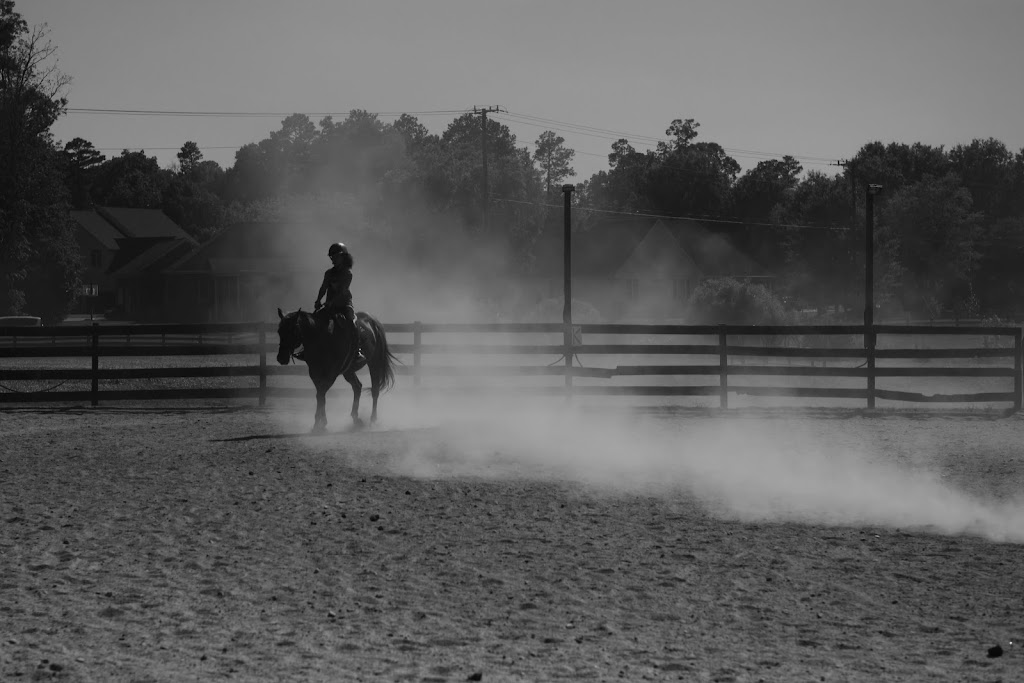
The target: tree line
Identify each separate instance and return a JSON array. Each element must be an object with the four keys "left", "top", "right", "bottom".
[{"left": 3, "top": 0, "right": 1022, "bottom": 322}]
